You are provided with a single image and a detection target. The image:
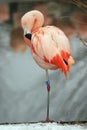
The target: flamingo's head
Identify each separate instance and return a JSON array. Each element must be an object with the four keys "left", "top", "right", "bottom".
[{"left": 21, "top": 10, "right": 44, "bottom": 47}]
